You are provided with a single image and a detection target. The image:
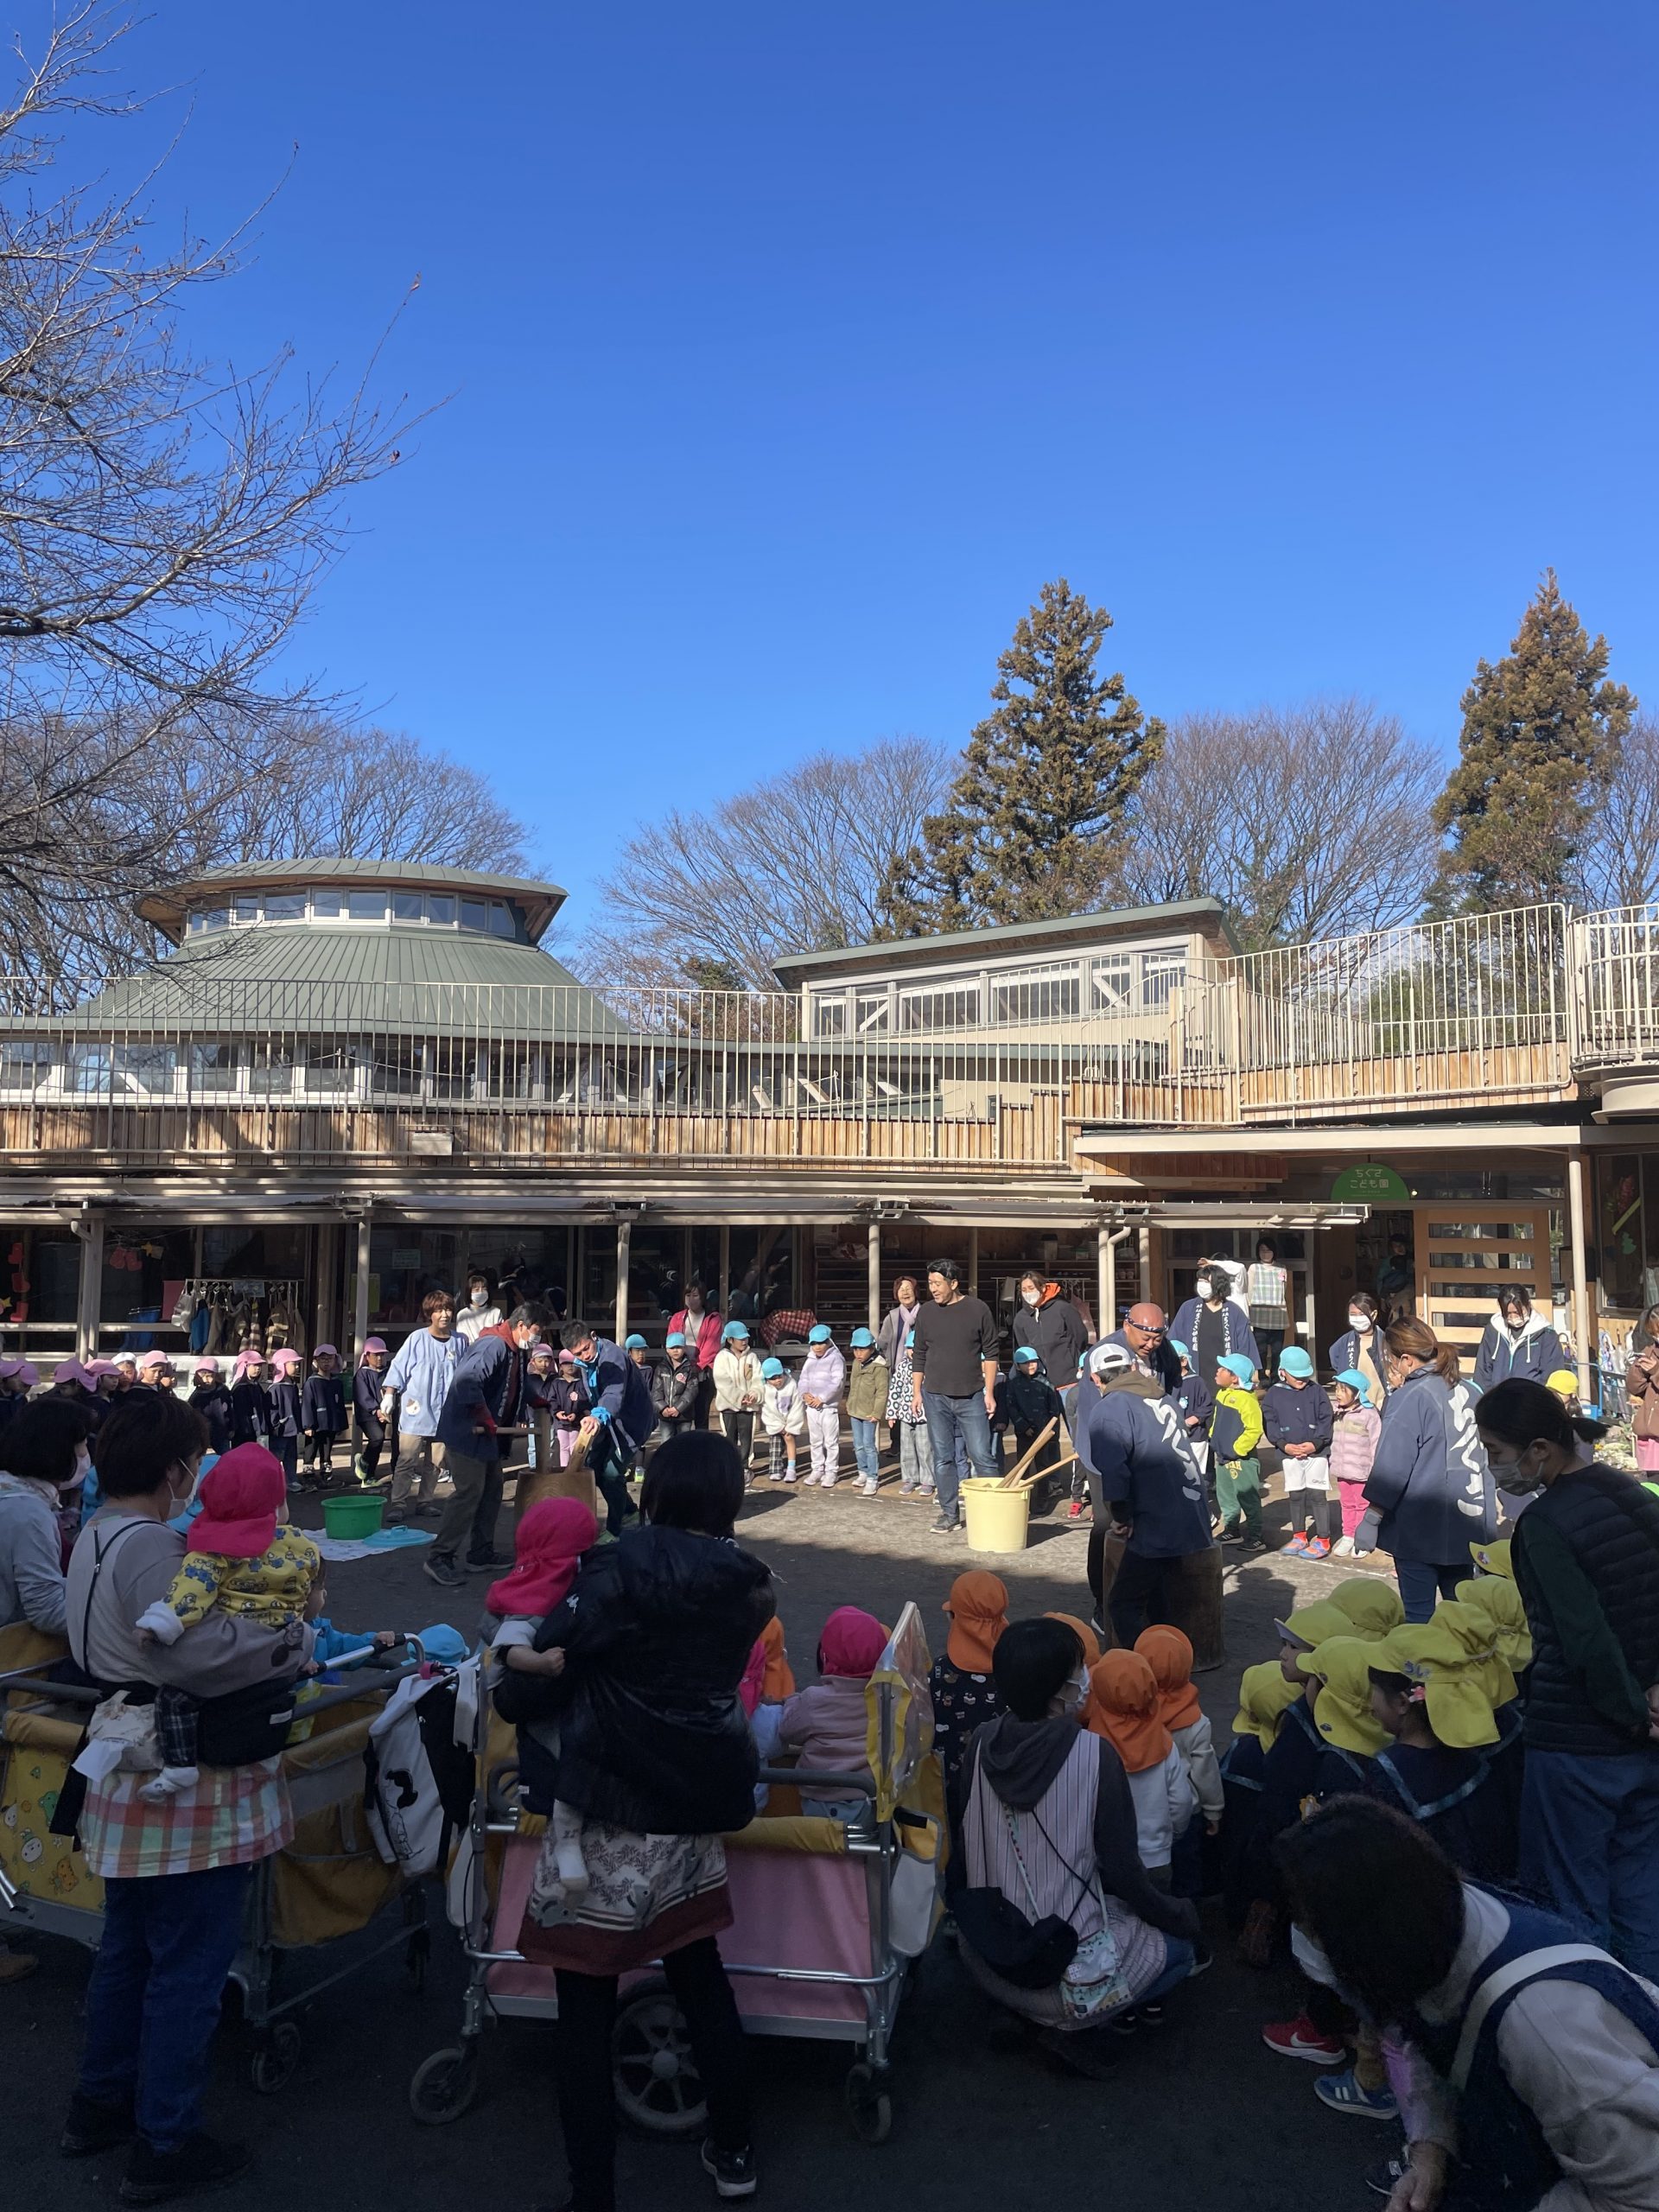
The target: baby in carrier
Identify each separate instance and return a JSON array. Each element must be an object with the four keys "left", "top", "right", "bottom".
[
  {"left": 488, "top": 1496, "right": 599, "bottom": 1901},
  {"left": 133, "top": 1443, "right": 321, "bottom": 1798}
]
